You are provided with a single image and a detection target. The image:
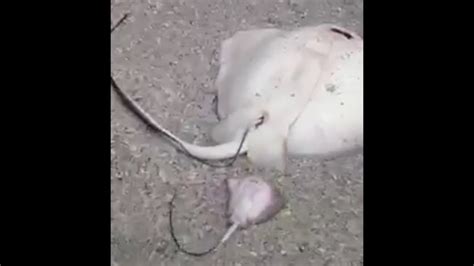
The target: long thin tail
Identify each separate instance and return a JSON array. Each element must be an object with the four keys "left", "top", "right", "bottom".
[
  {"left": 219, "top": 223, "right": 239, "bottom": 245},
  {"left": 111, "top": 76, "right": 249, "bottom": 164}
]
